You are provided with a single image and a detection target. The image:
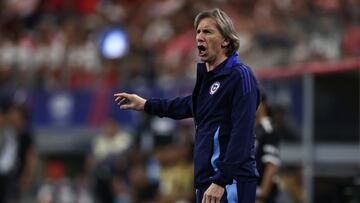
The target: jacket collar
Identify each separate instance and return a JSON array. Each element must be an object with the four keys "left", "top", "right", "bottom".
[{"left": 197, "top": 53, "right": 241, "bottom": 77}]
